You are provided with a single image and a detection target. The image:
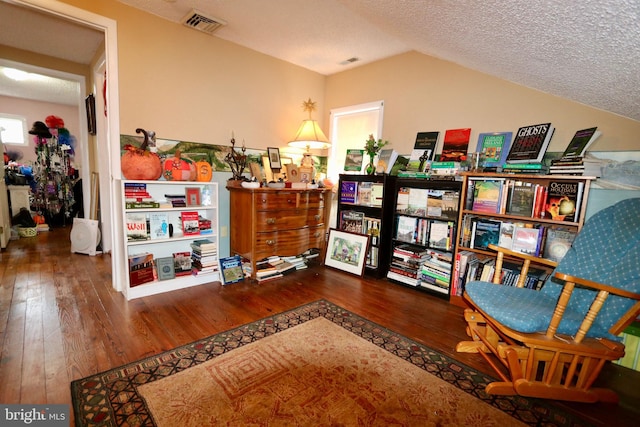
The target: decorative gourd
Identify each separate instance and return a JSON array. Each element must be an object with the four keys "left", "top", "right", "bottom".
[
  {"left": 121, "top": 128, "right": 162, "bottom": 180},
  {"left": 163, "top": 150, "right": 195, "bottom": 181},
  {"left": 195, "top": 159, "right": 213, "bottom": 182}
]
